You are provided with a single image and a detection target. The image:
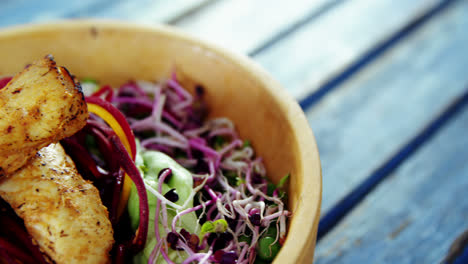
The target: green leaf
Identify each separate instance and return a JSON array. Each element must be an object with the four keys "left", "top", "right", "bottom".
[
  {"left": 266, "top": 182, "right": 276, "bottom": 196},
  {"left": 277, "top": 173, "right": 290, "bottom": 189},
  {"left": 213, "top": 136, "right": 226, "bottom": 150},
  {"left": 81, "top": 77, "right": 98, "bottom": 84},
  {"left": 200, "top": 221, "right": 215, "bottom": 237},
  {"left": 239, "top": 235, "right": 252, "bottom": 244},
  {"left": 224, "top": 170, "right": 241, "bottom": 187},
  {"left": 199, "top": 219, "right": 228, "bottom": 239},
  {"left": 257, "top": 236, "right": 281, "bottom": 260},
  {"left": 264, "top": 225, "right": 278, "bottom": 238},
  {"left": 236, "top": 177, "right": 245, "bottom": 186},
  {"left": 213, "top": 219, "right": 228, "bottom": 233},
  {"left": 242, "top": 139, "right": 251, "bottom": 148}
]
